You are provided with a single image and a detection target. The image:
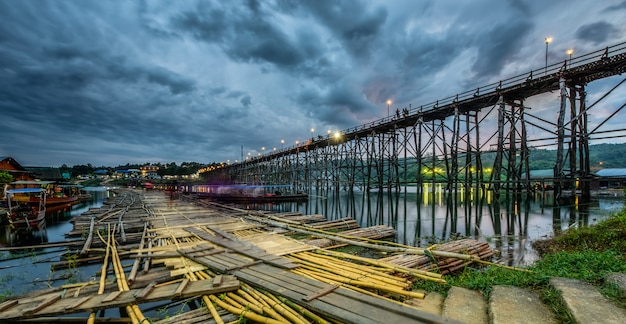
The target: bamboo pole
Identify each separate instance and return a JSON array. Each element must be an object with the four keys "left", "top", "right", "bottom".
[
  {"left": 109, "top": 224, "right": 147, "bottom": 324},
  {"left": 296, "top": 267, "right": 425, "bottom": 299},
  {"left": 127, "top": 222, "right": 148, "bottom": 284},
  {"left": 226, "top": 292, "right": 264, "bottom": 314},
  {"left": 208, "top": 295, "right": 287, "bottom": 324},
  {"left": 291, "top": 252, "right": 410, "bottom": 289},
  {"left": 265, "top": 290, "right": 311, "bottom": 324},
  {"left": 79, "top": 217, "right": 95, "bottom": 256},
  {"left": 315, "top": 249, "right": 446, "bottom": 282},
  {"left": 252, "top": 288, "right": 306, "bottom": 324},
  {"left": 158, "top": 208, "right": 225, "bottom": 324},
  {"left": 277, "top": 296, "right": 328, "bottom": 324},
  {"left": 247, "top": 215, "right": 529, "bottom": 273},
  {"left": 87, "top": 224, "right": 112, "bottom": 324},
  {"left": 290, "top": 255, "right": 409, "bottom": 290}
]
